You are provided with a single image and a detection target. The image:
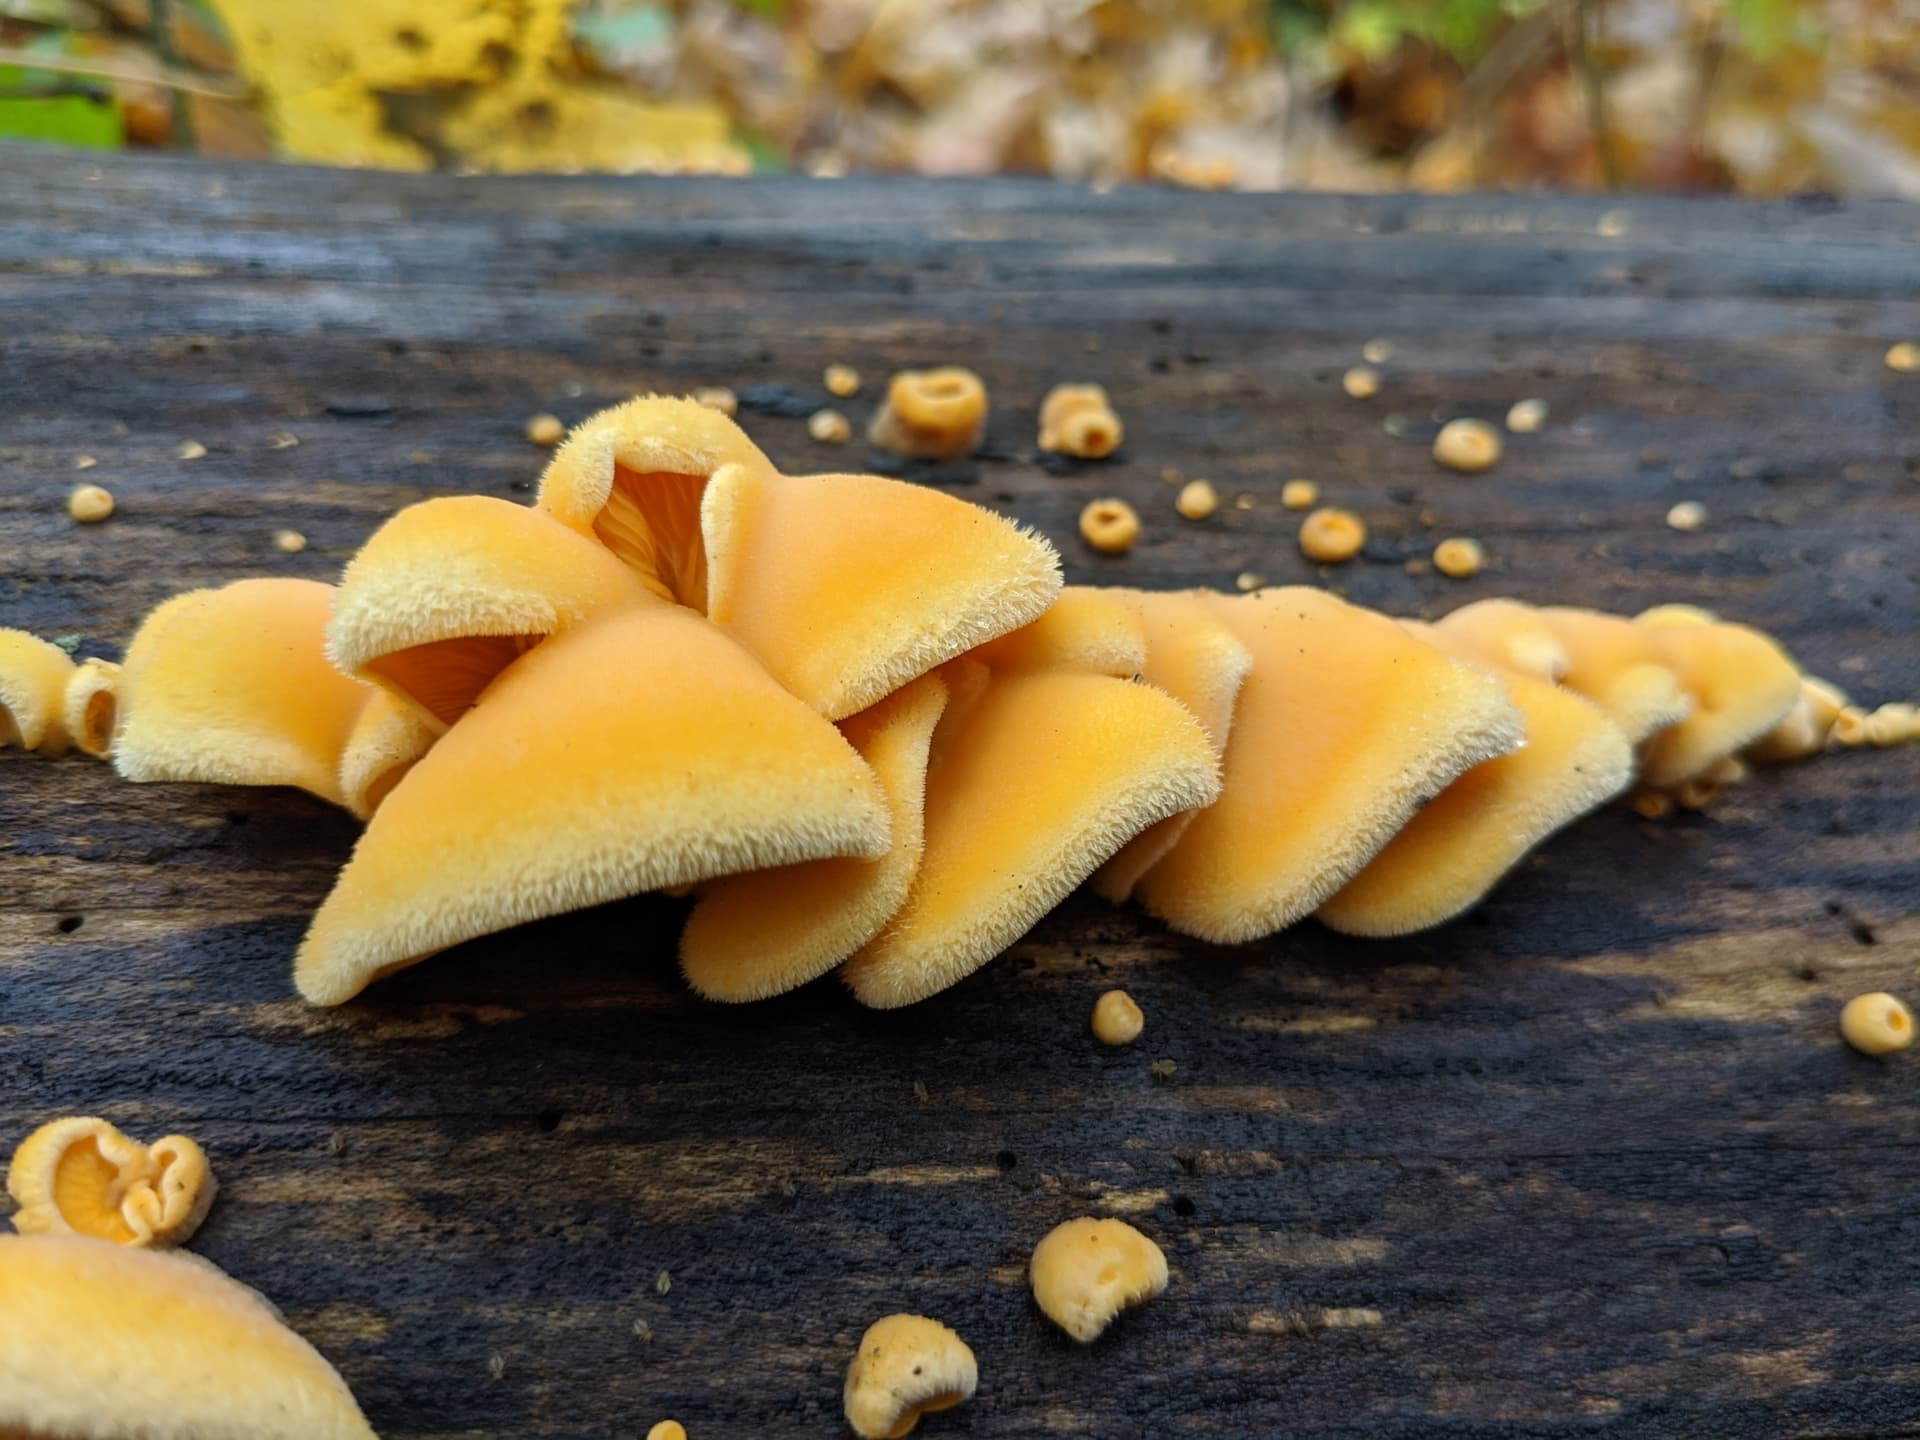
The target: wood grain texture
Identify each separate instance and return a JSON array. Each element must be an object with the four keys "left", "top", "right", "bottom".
[{"left": 2, "top": 144, "right": 1918, "bottom": 1439}]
